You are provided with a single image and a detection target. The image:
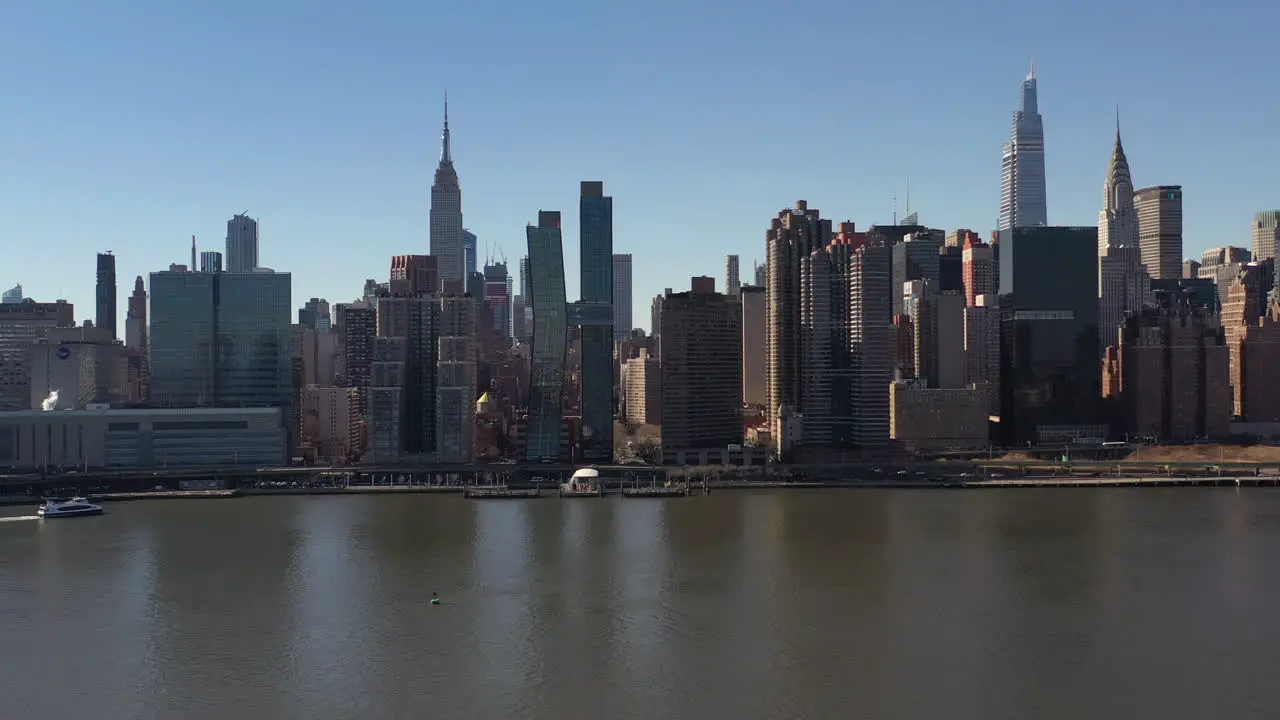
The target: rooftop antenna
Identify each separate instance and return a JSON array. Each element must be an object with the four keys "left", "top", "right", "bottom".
[
  {"left": 905, "top": 176, "right": 912, "bottom": 217},
  {"left": 892, "top": 192, "right": 898, "bottom": 225},
  {"left": 191, "top": 235, "right": 197, "bottom": 271}
]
